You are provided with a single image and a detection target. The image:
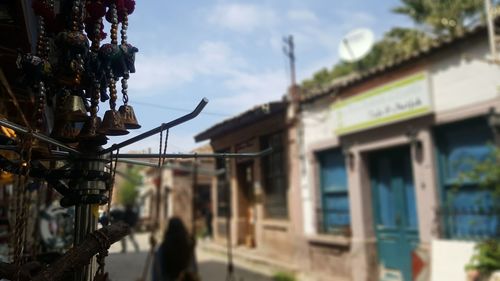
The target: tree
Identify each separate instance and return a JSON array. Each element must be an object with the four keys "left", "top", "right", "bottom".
[
  {"left": 393, "top": 0, "right": 484, "bottom": 37},
  {"left": 117, "top": 166, "right": 143, "bottom": 206},
  {"left": 300, "top": 0, "right": 484, "bottom": 91},
  {"left": 301, "top": 27, "right": 433, "bottom": 91}
]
